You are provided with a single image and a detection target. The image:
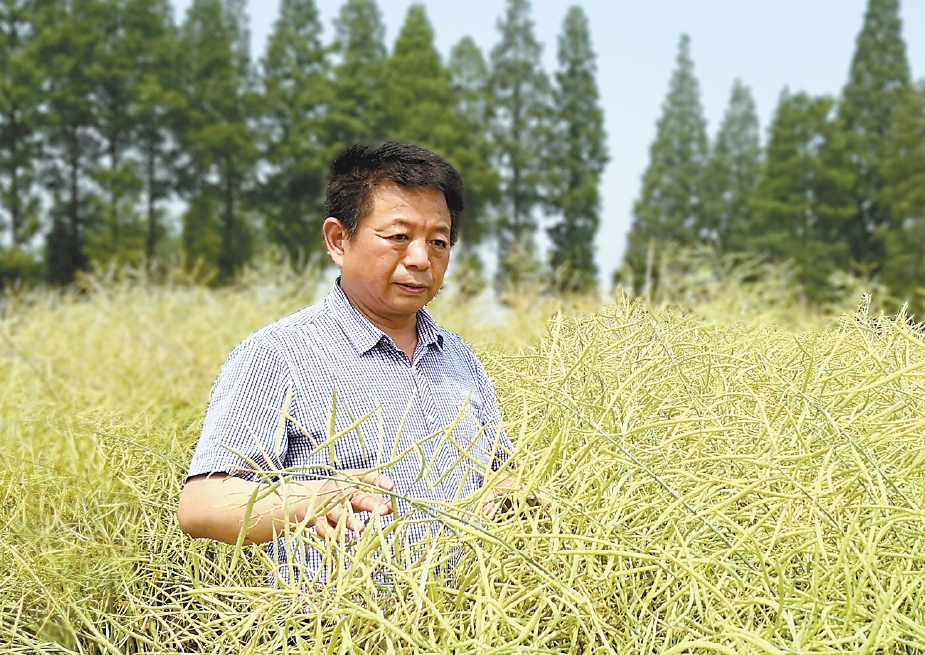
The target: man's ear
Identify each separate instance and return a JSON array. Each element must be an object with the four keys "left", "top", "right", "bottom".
[{"left": 323, "top": 217, "right": 347, "bottom": 268}]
